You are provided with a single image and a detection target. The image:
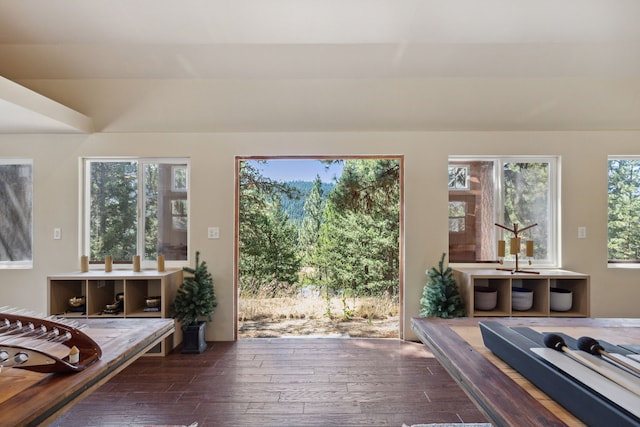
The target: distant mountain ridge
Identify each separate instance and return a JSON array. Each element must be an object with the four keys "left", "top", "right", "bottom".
[{"left": 281, "top": 180, "right": 335, "bottom": 224}]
